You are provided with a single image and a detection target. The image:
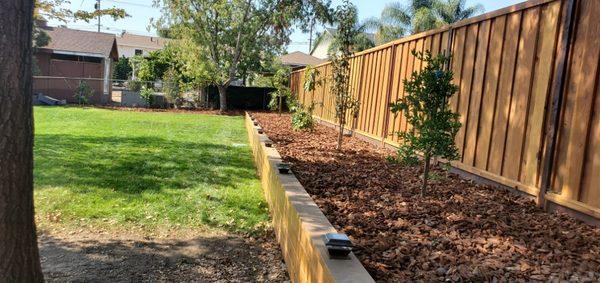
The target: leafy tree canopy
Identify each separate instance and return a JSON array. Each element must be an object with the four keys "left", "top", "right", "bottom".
[
  {"left": 364, "top": 0, "right": 483, "bottom": 44},
  {"left": 153, "top": 0, "right": 331, "bottom": 111}
]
